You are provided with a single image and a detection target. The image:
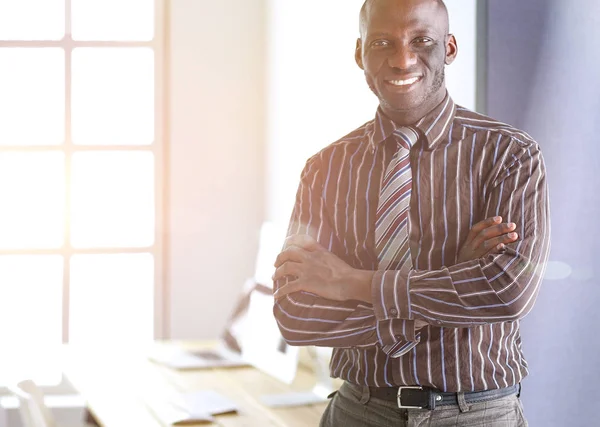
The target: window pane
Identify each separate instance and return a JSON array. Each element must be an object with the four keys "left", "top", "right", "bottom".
[
  {"left": 0, "top": 152, "right": 65, "bottom": 249},
  {"left": 0, "top": 48, "right": 64, "bottom": 146},
  {"left": 70, "top": 254, "right": 154, "bottom": 346},
  {"left": 70, "top": 151, "right": 155, "bottom": 248},
  {"left": 72, "top": 48, "right": 154, "bottom": 145},
  {"left": 72, "top": 0, "right": 154, "bottom": 41},
  {"left": 0, "top": 255, "right": 63, "bottom": 386},
  {"left": 0, "top": 0, "right": 64, "bottom": 41}
]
